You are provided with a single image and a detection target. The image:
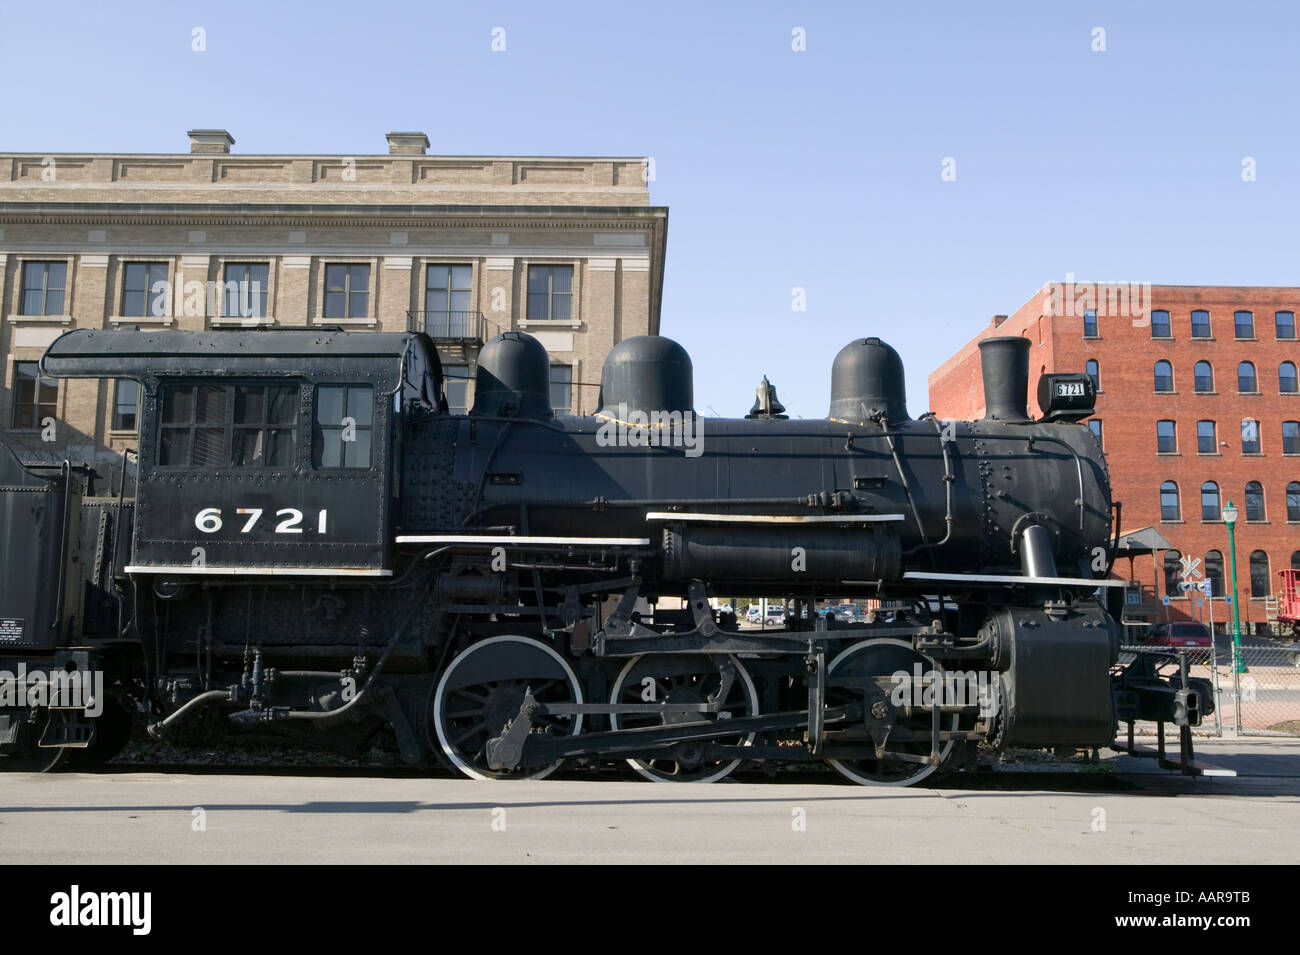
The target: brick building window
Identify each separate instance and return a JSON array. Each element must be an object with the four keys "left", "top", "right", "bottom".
[
  {"left": 20, "top": 261, "right": 67, "bottom": 316},
  {"left": 1201, "top": 481, "right": 1221, "bottom": 521},
  {"left": 1245, "top": 481, "right": 1266, "bottom": 521},
  {"left": 1250, "top": 551, "right": 1270, "bottom": 596},
  {"left": 1241, "top": 418, "right": 1260, "bottom": 454},
  {"left": 527, "top": 265, "right": 573, "bottom": 321},
  {"left": 1160, "top": 481, "right": 1181, "bottom": 521},
  {"left": 1284, "top": 421, "right": 1300, "bottom": 454},
  {"left": 1157, "top": 420, "right": 1177, "bottom": 453},
  {"left": 1280, "top": 361, "right": 1298, "bottom": 394},
  {"left": 1205, "top": 551, "right": 1225, "bottom": 596},
  {"left": 1288, "top": 482, "right": 1300, "bottom": 521},
  {"left": 1278, "top": 311, "right": 1296, "bottom": 340},
  {"left": 122, "top": 262, "right": 170, "bottom": 318},
  {"left": 1235, "top": 310, "right": 1255, "bottom": 339},
  {"left": 443, "top": 366, "right": 470, "bottom": 414},
  {"left": 1088, "top": 418, "right": 1102, "bottom": 446},
  {"left": 112, "top": 380, "right": 139, "bottom": 432},
  {"left": 10, "top": 361, "right": 57, "bottom": 429},
  {"left": 1292, "top": 551, "right": 1300, "bottom": 571},
  {"left": 1197, "top": 420, "right": 1217, "bottom": 453},
  {"left": 1150, "top": 309, "right": 1171, "bottom": 338},
  {"left": 1163, "top": 550, "right": 1183, "bottom": 596},
  {"left": 549, "top": 365, "right": 573, "bottom": 415},
  {"left": 1154, "top": 360, "right": 1174, "bottom": 392},
  {"left": 1194, "top": 361, "right": 1214, "bottom": 392},
  {"left": 1086, "top": 360, "right": 1100, "bottom": 391},
  {"left": 324, "top": 264, "right": 370, "bottom": 320},
  {"left": 1238, "top": 361, "right": 1257, "bottom": 393},
  {"left": 1191, "top": 310, "right": 1211, "bottom": 338},
  {"left": 1082, "top": 309, "right": 1097, "bottom": 337}
]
